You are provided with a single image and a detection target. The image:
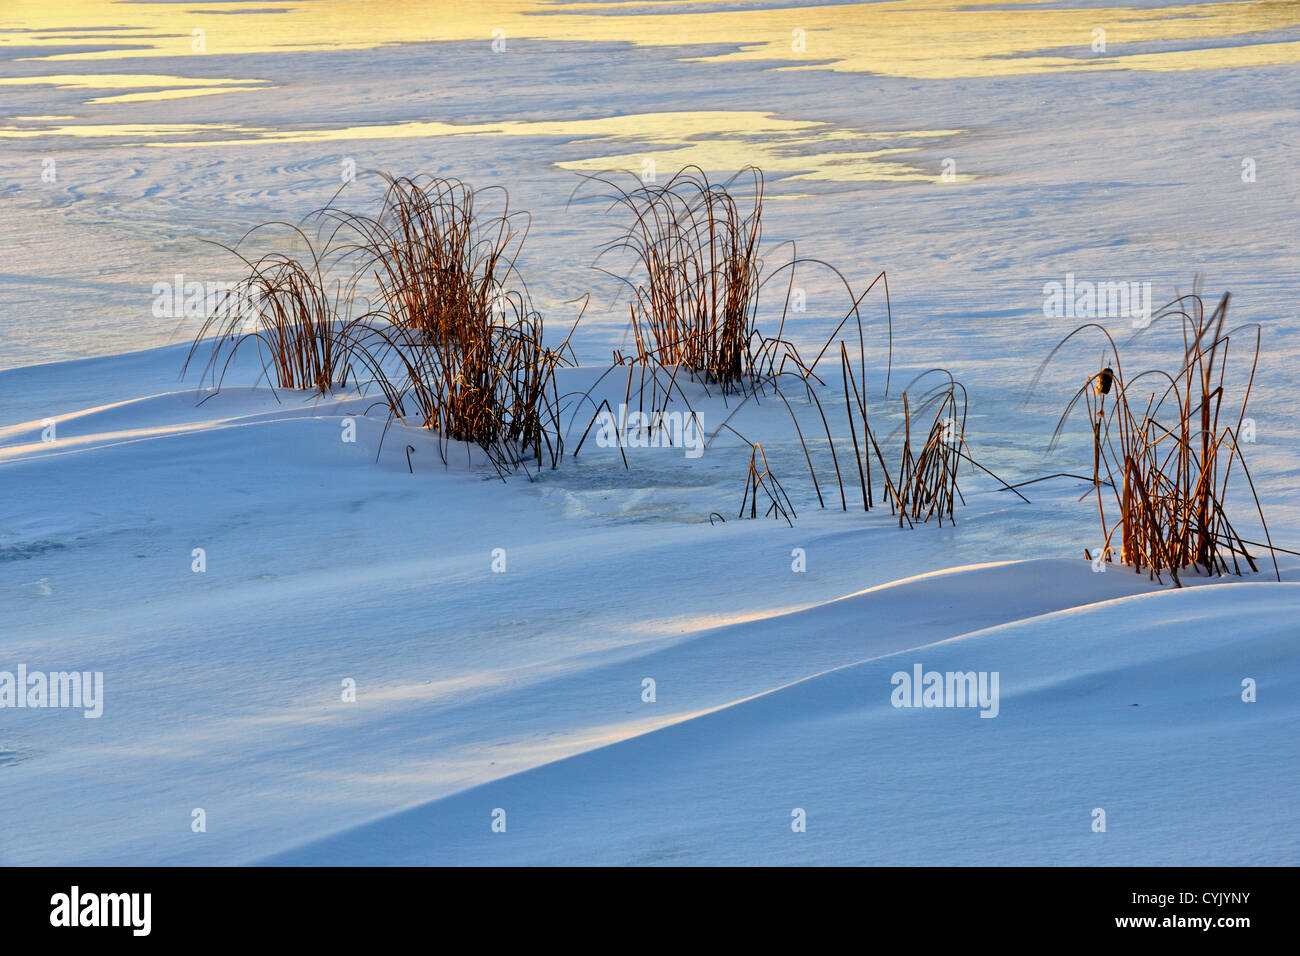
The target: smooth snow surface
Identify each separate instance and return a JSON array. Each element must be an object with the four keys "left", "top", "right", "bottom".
[{"left": 2, "top": 347, "right": 1296, "bottom": 865}]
